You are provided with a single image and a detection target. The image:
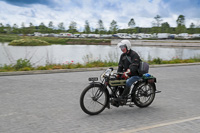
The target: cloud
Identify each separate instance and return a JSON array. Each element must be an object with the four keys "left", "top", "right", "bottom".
[
  {"left": 0, "top": 0, "right": 53, "bottom": 7},
  {"left": 161, "top": 0, "right": 200, "bottom": 18},
  {"left": 0, "top": 0, "right": 200, "bottom": 30}
]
